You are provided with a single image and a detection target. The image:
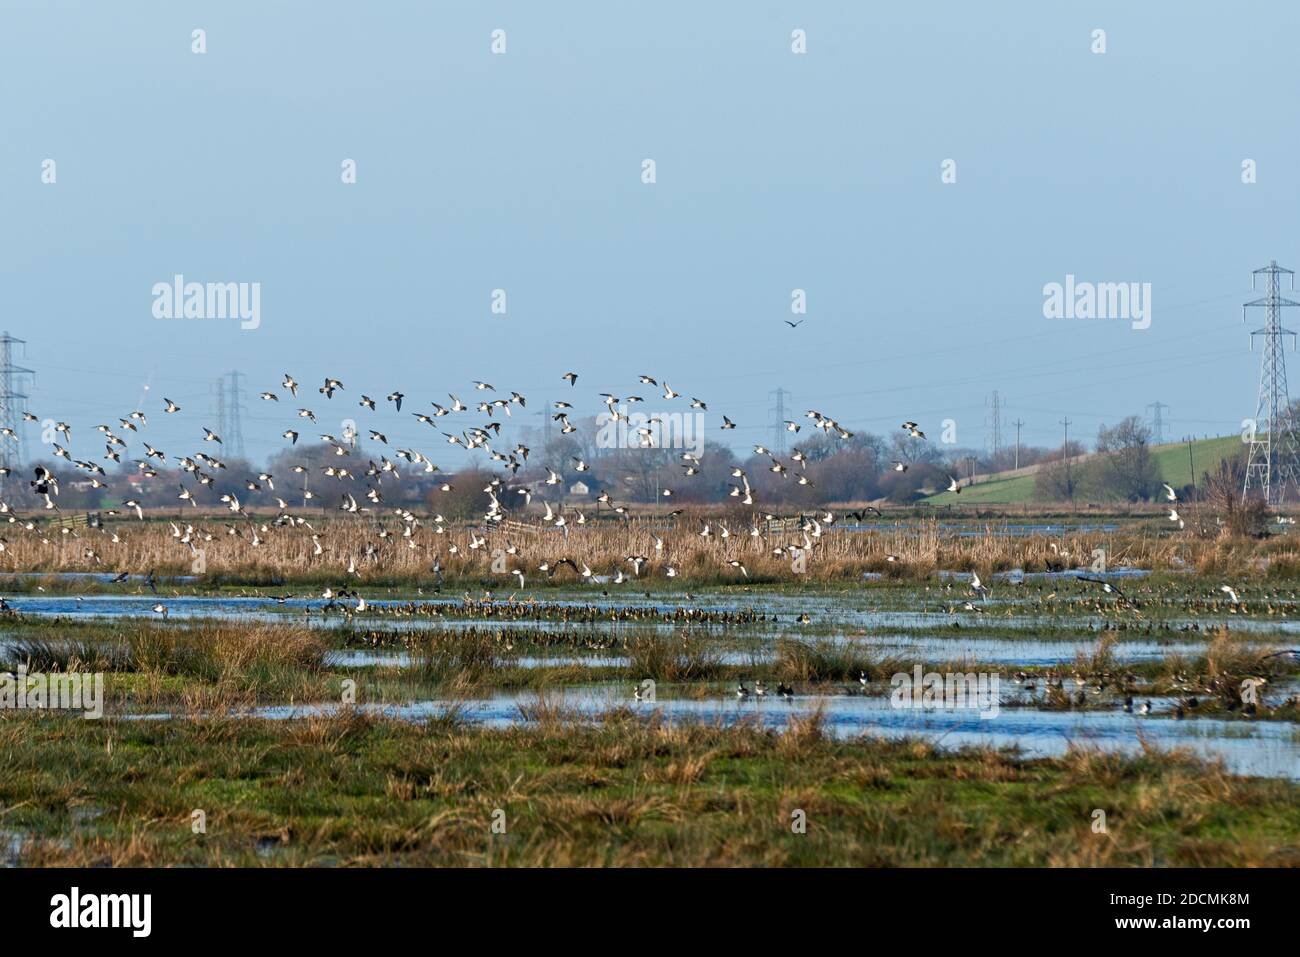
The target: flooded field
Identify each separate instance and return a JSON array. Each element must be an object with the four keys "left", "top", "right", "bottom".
[
  {"left": 3, "top": 576, "right": 1297, "bottom": 783},
  {"left": 121, "top": 686, "right": 1300, "bottom": 780},
  {"left": 6, "top": 573, "right": 1300, "bottom": 873}
]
